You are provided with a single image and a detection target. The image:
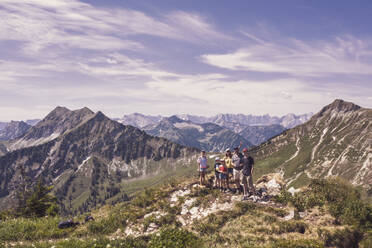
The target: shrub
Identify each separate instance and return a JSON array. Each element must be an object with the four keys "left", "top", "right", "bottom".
[
  {"left": 275, "top": 220, "right": 307, "bottom": 234},
  {"left": 276, "top": 178, "right": 372, "bottom": 230},
  {"left": 360, "top": 231, "right": 372, "bottom": 248},
  {"left": 275, "top": 189, "right": 293, "bottom": 205},
  {"left": 194, "top": 202, "right": 256, "bottom": 235},
  {"left": 0, "top": 217, "right": 72, "bottom": 241},
  {"left": 263, "top": 215, "right": 278, "bottom": 223},
  {"left": 148, "top": 227, "right": 202, "bottom": 248},
  {"left": 87, "top": 213, "right": 126, "bottom": 235},
  {"left": 132, "top": 188, "right": 157, "bottom": 208},
  {"left": 309, "top": 178, "right": 372, "bottom": 228},
  {"left": 17, "top": 237, "right": 149, "bottom": 248},
  {"left": 269, "top": 239, "right": 324, "bottom": 248},
  {"left": 318, "top": 227, "right": 363, "bottom": 248},
  {"left": 190, "top": 187, "right": 212, "bottom": 198}
]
